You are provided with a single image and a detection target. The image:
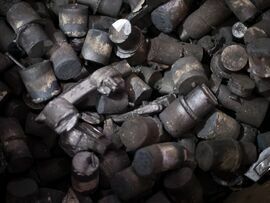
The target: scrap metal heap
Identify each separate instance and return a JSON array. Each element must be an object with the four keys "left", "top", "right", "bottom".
[{"left": 0, "top": 0, "right": 270, "bottom": 202}]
